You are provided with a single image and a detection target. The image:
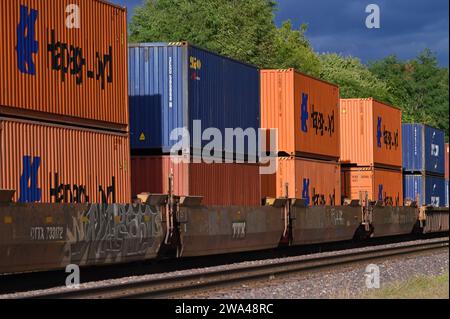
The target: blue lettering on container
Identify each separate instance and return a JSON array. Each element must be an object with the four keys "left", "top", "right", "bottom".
[
  {"left": 16, "top": 5, "right": 39, "bottom": 75},
  {"left": 378, "top": 184, "right": 383, "bottom": 202},
  {"left": 302, "top": 178, "right": 310, "bottom": 206},
  {"left": 301, "top": 93, "right": 309, "bottom": 133},
  {"left": 19, "top": 156, "right": 42, "bottom": 203},
  {"left": 377, "top": 117, "right": 382, "bottom": 148}
]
